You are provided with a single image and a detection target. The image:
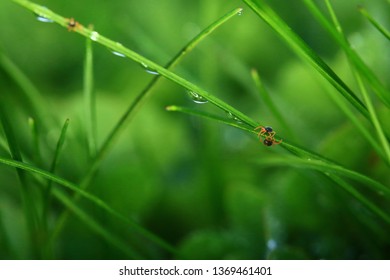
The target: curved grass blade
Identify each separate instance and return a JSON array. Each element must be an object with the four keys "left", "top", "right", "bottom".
[
  {"left": 50, "top": 188, "right": 144, "bottom": 259},
  {"left": 301, "top": 0, "right": 390, "bottom": 108},
  {"left": 253, "top": 155, "right": 390, "bottom": 224},
  {"left": 254, "top": 156, "right": 390, "bottom": 197},
  {"left": 42, "top": 118, "right": 70, "bottom": 242},
  {"left": 0, "top": 52, "right": 50, "bottom": 129},
  {"left": 0, "top": 106, "right": 41, "bottom": 257},
  {"left": 0, "top": 156, "right": 176, "bottom": 255},
  {"left": 242, "top": 0, "right": 369, "bottom": 119},
  {"left": 324, "top": 0, "right": 390, "bottom": 165},
  {"left": 251, "top": 68, "right": 294, "bottom": 139},
  {"left": 358, "top": 6, "right": 390, "bottom": 41},
  {"left": 166, "top": 105, "right": 255, "bottom": 134}
]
